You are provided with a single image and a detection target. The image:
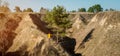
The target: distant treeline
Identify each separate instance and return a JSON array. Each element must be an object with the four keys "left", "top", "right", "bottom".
[
  {"left": 0, "top": 0, "right": 116, "bottom": 13},
  {"left": 71, "top": 4, "right": 116, "bottom": 13}
]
